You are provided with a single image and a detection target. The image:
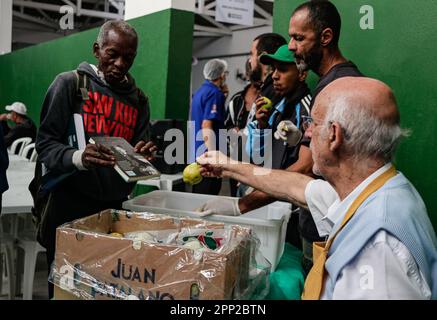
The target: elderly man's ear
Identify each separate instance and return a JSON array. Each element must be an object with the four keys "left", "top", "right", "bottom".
[{"left": 328, "top": 122, "right": 343, "bottom": 152}]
